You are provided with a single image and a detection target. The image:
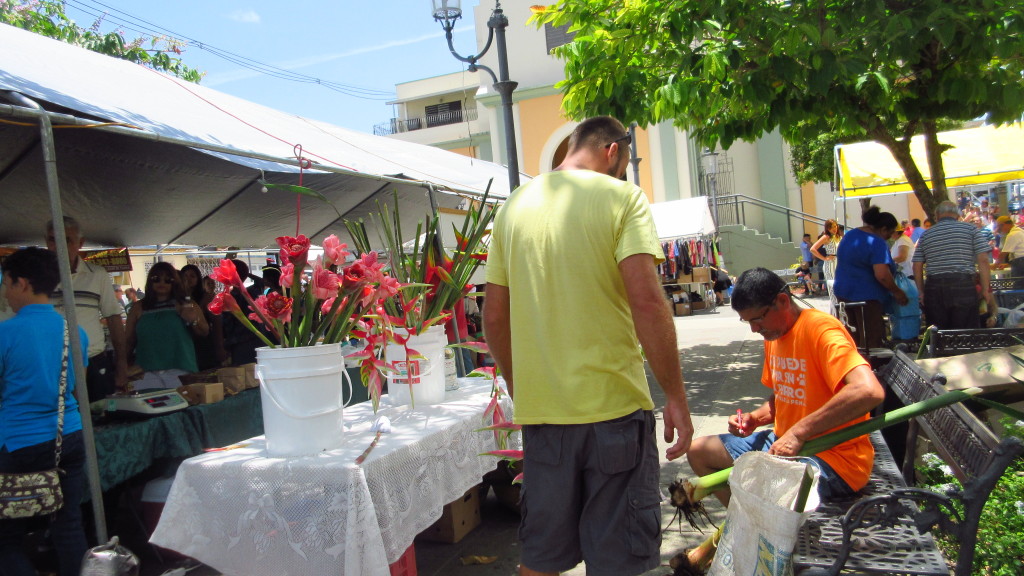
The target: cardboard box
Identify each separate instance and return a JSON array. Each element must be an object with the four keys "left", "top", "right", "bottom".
[
  {"left": 674, "top": 302, "right": 692, "bottom": 316},
  {"left": 242, "top": 362, "right": 259, "bottom": 389},
  {"left": 177, "top": 382, "right": 224, "bottom": 405},
  {"left": 692, "top": 267, "right": 712, "bottom": 283},
  {"left": 692, "top": 301, "right": 707, "bottom": 311},
  {"left": 416, "top": 486, "right": 482, "bottom": 543},
  {"left": 216, "top": 366, "right": 247, "bottom": 395}
]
